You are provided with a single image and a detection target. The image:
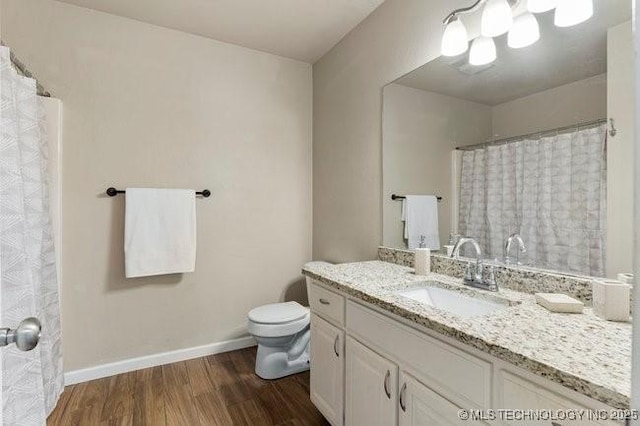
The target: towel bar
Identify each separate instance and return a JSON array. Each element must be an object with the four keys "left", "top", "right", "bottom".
[
  {"left": 391, "top": 194, "right": 442, "bottom": 202},
  {"left": 106, "top": 187, "right": 211, "bottom": 197}
]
